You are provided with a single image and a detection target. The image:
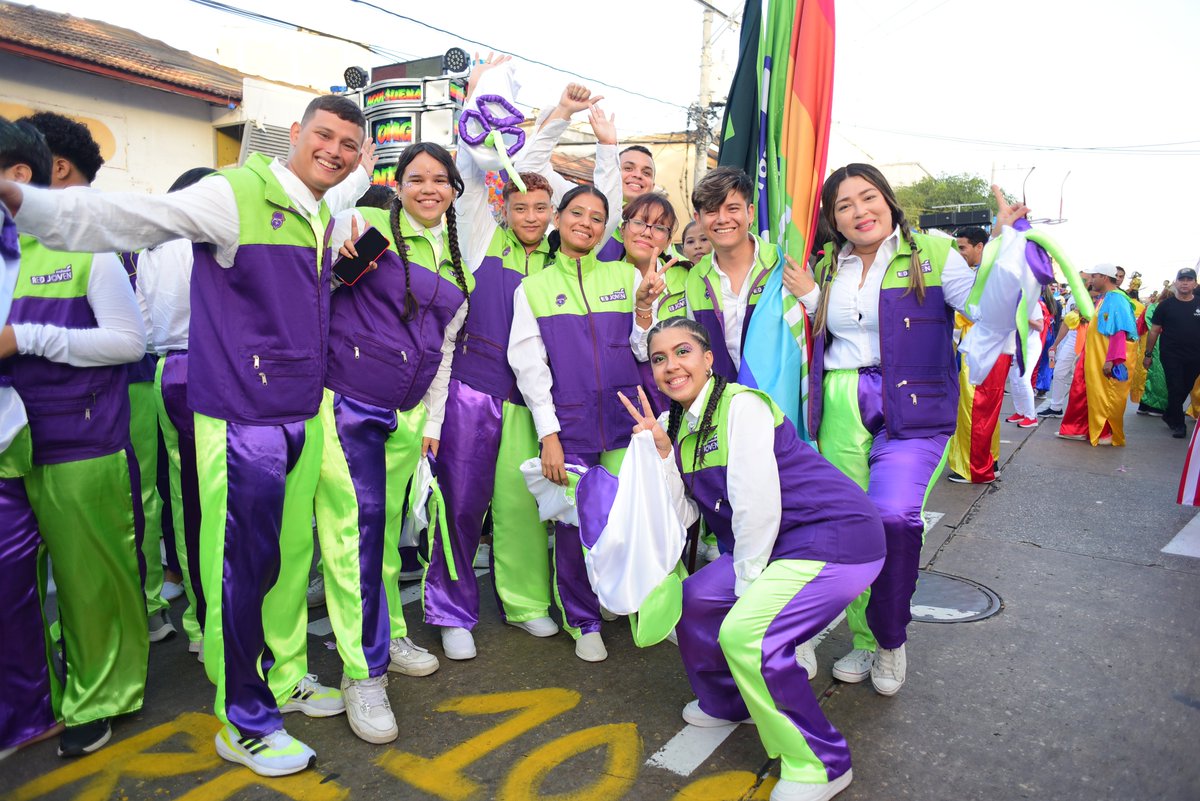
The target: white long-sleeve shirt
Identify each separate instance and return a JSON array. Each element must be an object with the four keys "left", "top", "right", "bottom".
[
  {"left": 13, "top": 251, "right": 145, "bottom": 367},
  {"left": 0, "top": 209, "right": 24, "bottom": 456},
  {"left": 818, "top": 227, "right": 974, "bottom": 370},
  {"left": 658, "top": 380, "right": 781, "bottom": 596},
  {"left": 508, "top": 270, "right": 647, "bottom": 441},
  {"left": 136, "top": 238, "right": 193, "bottom": 354},
  {"left": 14, "top": 159, "right": 369, "bottom": 266},
  {"left": 329, "top": 209, "right": 465, "bottom": 441}
]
